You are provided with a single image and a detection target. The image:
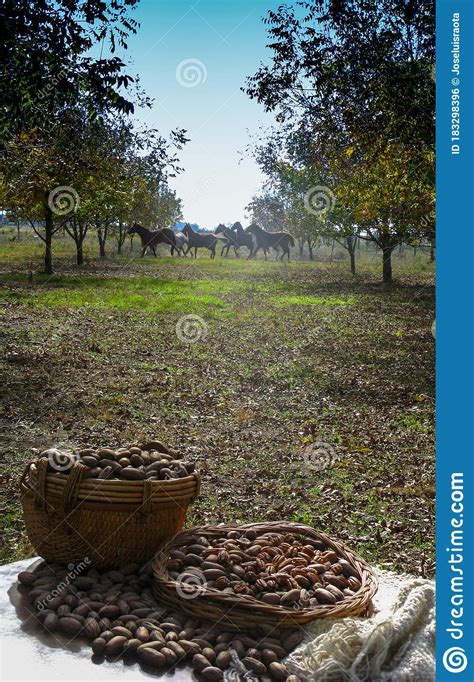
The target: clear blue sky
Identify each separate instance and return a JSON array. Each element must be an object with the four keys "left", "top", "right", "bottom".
[{"left": 122, "top": 0, "right": 279, "bottom": 228}]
